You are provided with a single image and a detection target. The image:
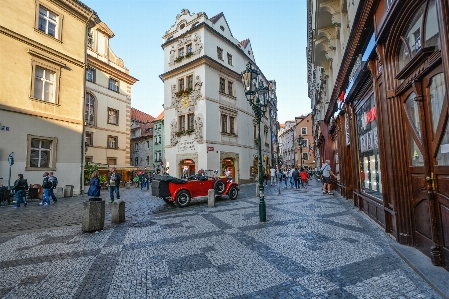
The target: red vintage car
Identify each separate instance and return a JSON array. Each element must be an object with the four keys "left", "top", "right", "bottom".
[{"left": 151, "top": 173, "right": 239, "bottom": 207}]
